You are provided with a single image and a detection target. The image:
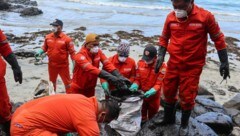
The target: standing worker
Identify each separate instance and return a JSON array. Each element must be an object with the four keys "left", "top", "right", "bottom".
[
  {"left": 35, "top": 19, "right": 76, "bottom": 93},
  {"left": 0, "top": 29, "right": 22, "bottom": 134},
  {"left": 100, "top": 43, "right": 136, "bottom": 95},
  {"left": 154, "top": 0, "right": 230, "bottom": 135},
  {"left": 70, "top": 33, "right": 129, "bottom": 97},
  {"left": 130, "top": 45, "right": 167, "bottom": 123},
  {"left": 11, "top": 94, "right": 120, "bottom": 136}
]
